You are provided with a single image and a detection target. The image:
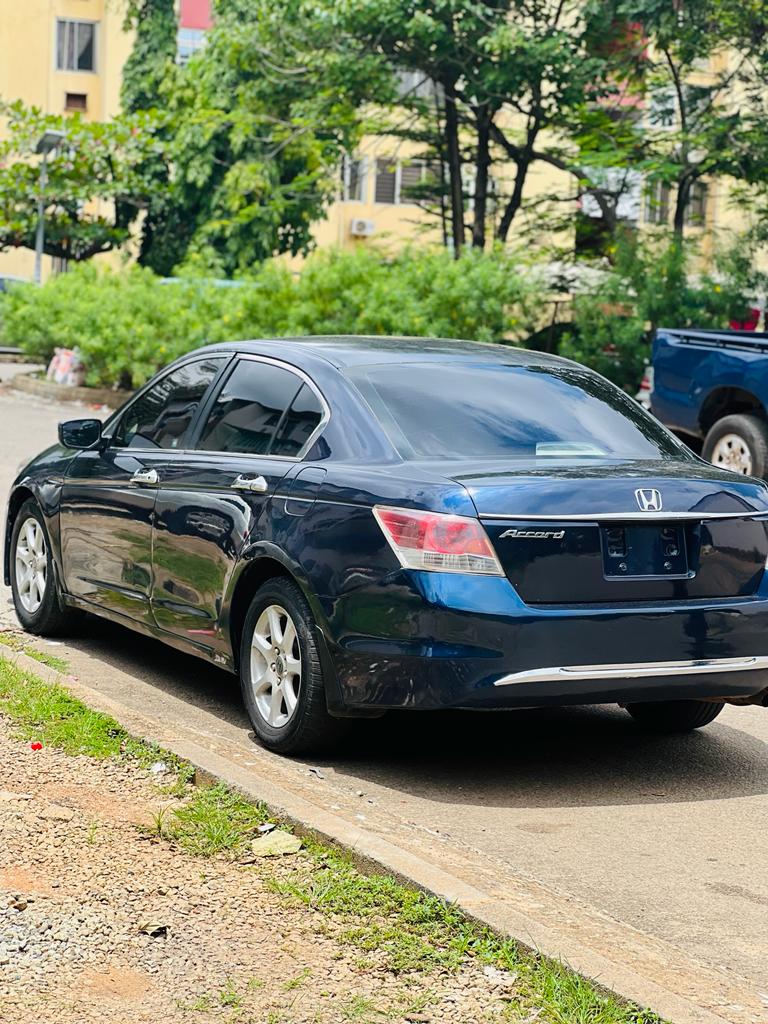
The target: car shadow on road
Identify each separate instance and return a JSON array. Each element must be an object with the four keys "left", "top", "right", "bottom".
[
  {"left": 332, "top": 704, "right": 768, "bottom": 808},
  {"left": 55, "top": 616, "right": 768, "bottom": 811}
]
